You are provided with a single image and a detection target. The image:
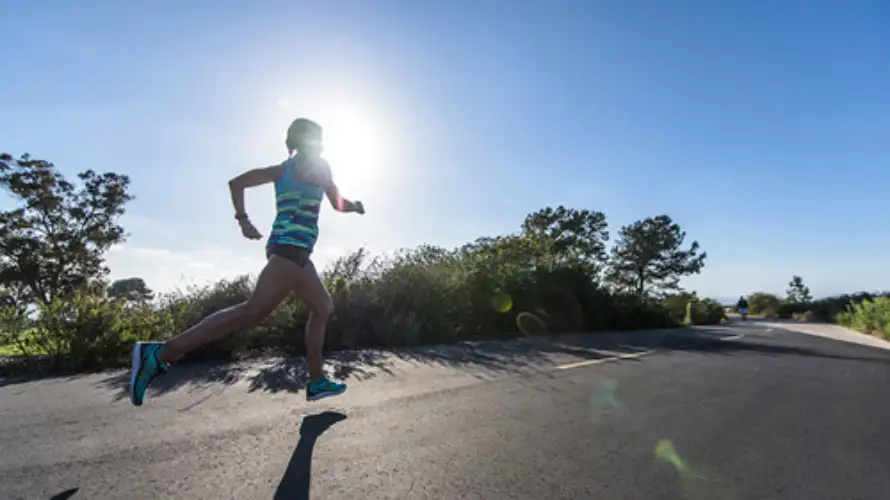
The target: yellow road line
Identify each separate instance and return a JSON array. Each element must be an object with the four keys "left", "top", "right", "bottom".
[{"left": 555, "top": 350, "right": 652, "bottom": 371}]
